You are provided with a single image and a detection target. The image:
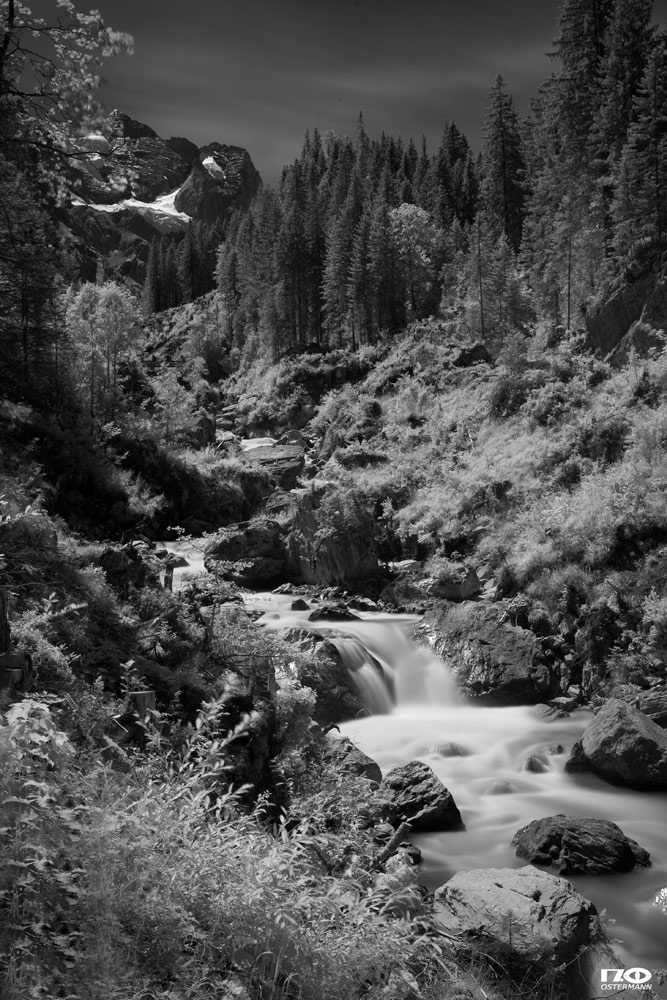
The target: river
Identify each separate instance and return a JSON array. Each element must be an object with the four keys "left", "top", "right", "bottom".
[
  {"left": 259, "top": 601, "right": 667, "bottom": 978},
  {"left": 159, "top": 542, "right": 667, "bottom": 975}
]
